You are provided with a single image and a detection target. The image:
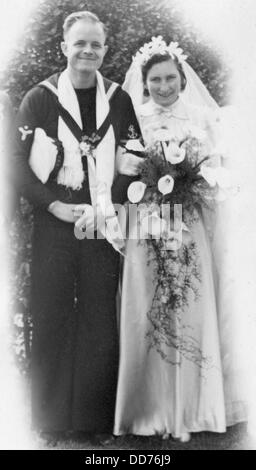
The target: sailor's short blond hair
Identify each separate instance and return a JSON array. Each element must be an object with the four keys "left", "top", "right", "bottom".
[{"left": 63, "top": 11, "right": 108, "bottom": 40}]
